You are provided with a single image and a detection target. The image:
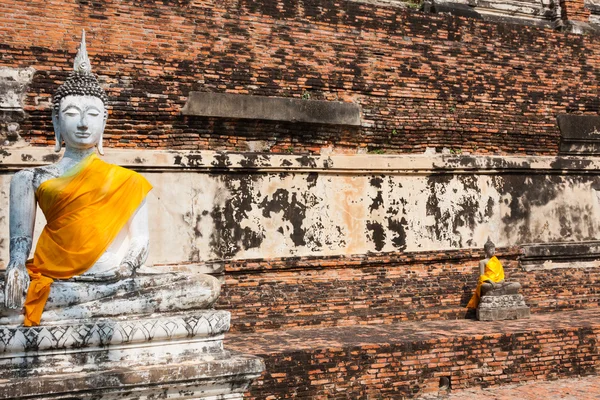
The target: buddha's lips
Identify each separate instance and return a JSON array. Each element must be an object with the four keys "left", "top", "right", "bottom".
[{"left": 75, "top": 132, "right": 91, "bottom": 138}]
